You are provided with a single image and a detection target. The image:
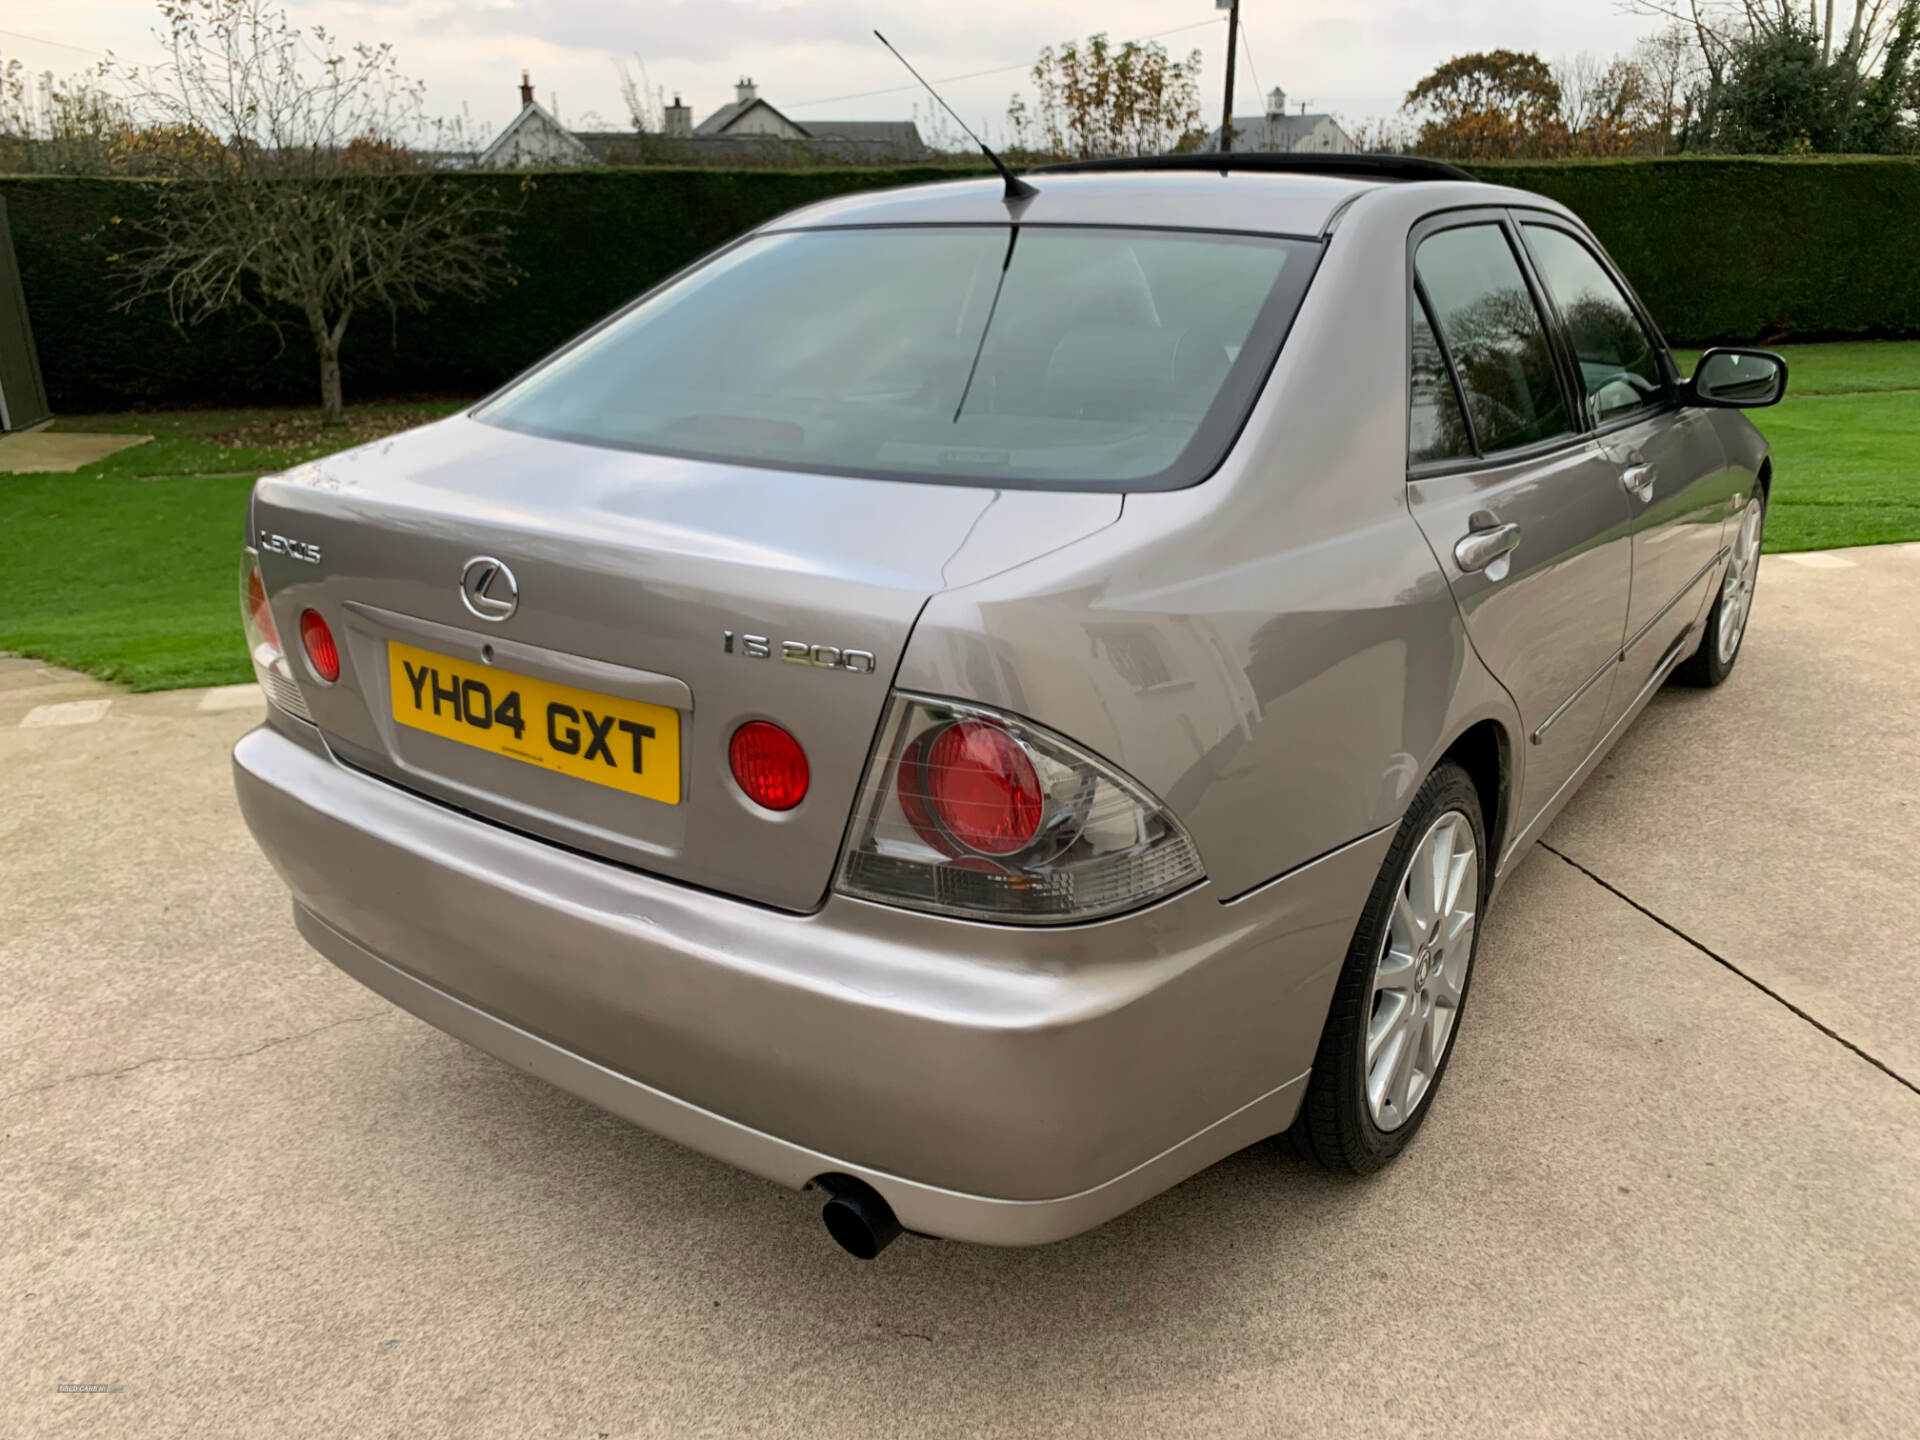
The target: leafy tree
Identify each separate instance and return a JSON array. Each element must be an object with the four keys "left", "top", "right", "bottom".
[
  {"left": 1007, "top": 34, "right": 1206, "bottom": 159},
  {"left": 109, "top": 0, "right": 515, "bottom": 422},
  {"left": 1404, "top": 50, "right": 1565, "bottom": 158},
  {"left": 1705, "top": 16, "right": 1852, "bottom": 148},
  {"left": 1634, "top": 0, "right": 1920, "bottom": 151}
]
